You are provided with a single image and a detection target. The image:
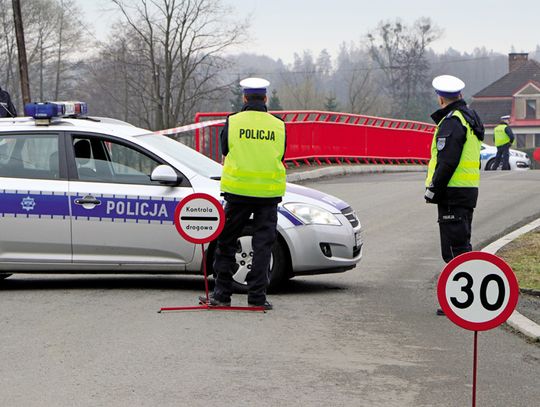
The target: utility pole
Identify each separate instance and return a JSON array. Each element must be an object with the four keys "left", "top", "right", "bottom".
[{"left": 12, "top": 0, "right": 31, "bottom": 104}]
